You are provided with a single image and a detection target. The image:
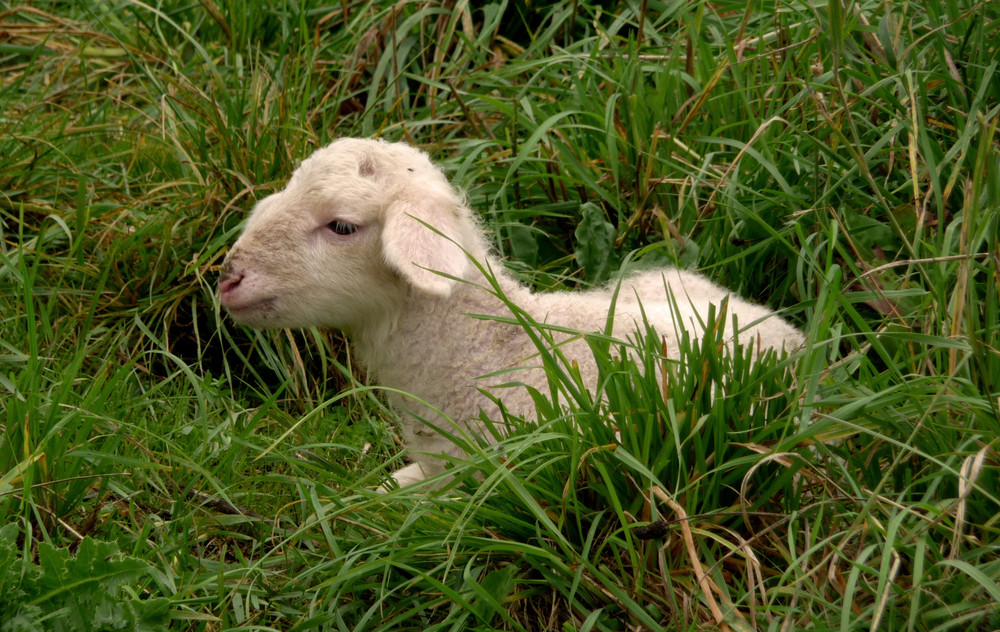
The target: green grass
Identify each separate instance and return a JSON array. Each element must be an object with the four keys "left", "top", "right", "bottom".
[{"left": 1, "top": 0, "right": 998, "bottom": 630}]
